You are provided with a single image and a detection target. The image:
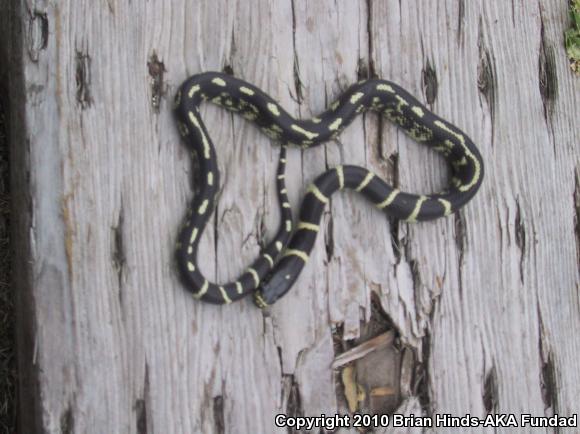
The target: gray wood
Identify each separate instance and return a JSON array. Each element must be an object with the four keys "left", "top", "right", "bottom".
[{"left": 2, "top": 0, "right": 579, "bottom": 433}]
